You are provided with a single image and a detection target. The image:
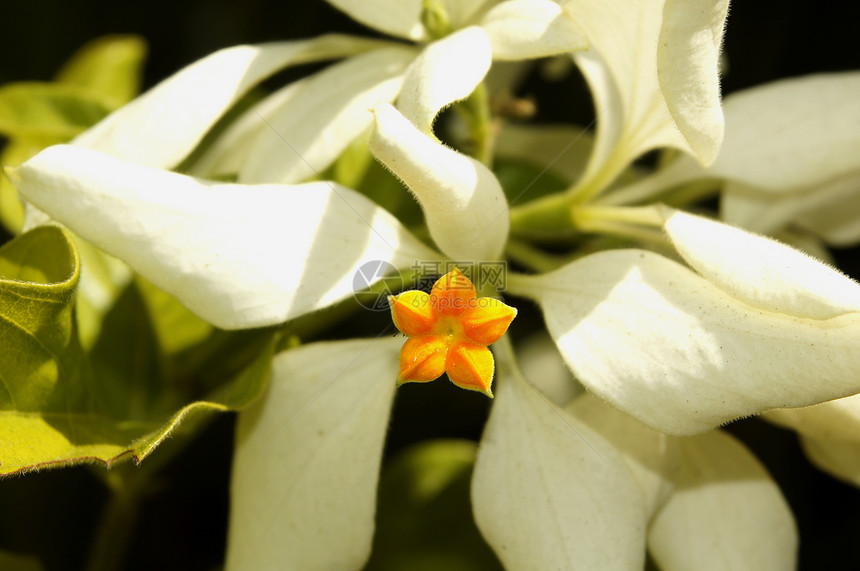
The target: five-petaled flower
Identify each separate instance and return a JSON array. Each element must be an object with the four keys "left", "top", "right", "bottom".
[{"left": 389, "top": 267, "right": 517, "bottom": 396}]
